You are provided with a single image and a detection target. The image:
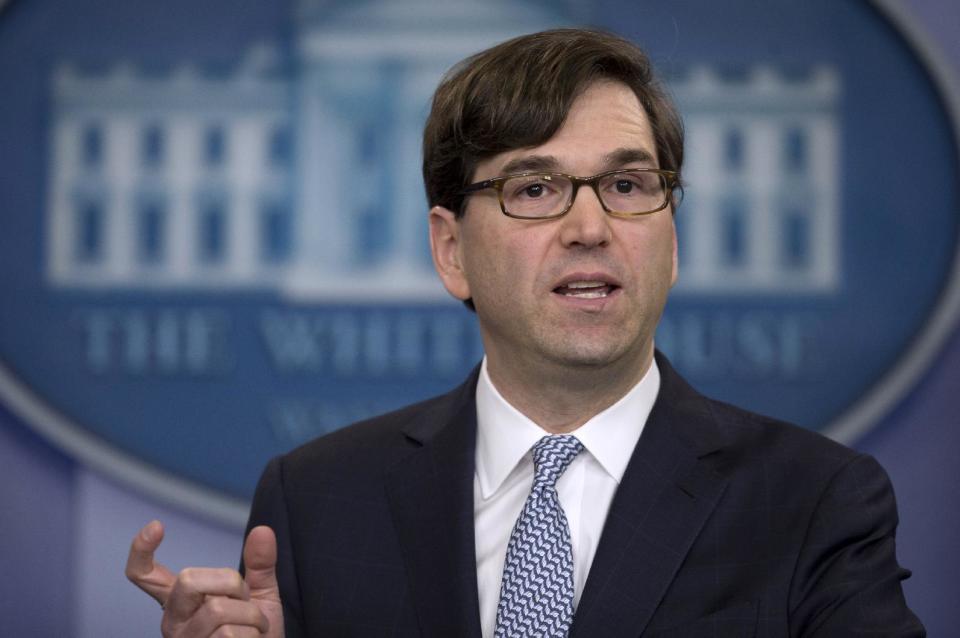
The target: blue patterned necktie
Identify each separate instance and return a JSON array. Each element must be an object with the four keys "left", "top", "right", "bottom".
[{"left": 494, "top": 434, "right": 584, "bottom": 638}]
